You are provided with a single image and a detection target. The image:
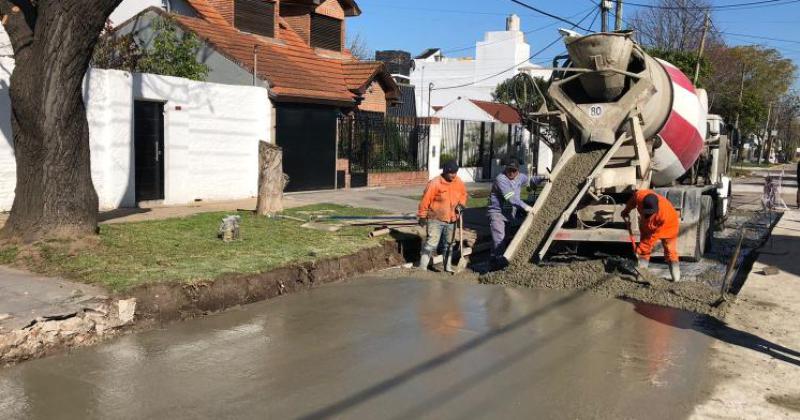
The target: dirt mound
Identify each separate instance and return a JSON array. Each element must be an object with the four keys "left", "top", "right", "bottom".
[{"left": 484, "top": 148, "right": 730, "bottom": 318}]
